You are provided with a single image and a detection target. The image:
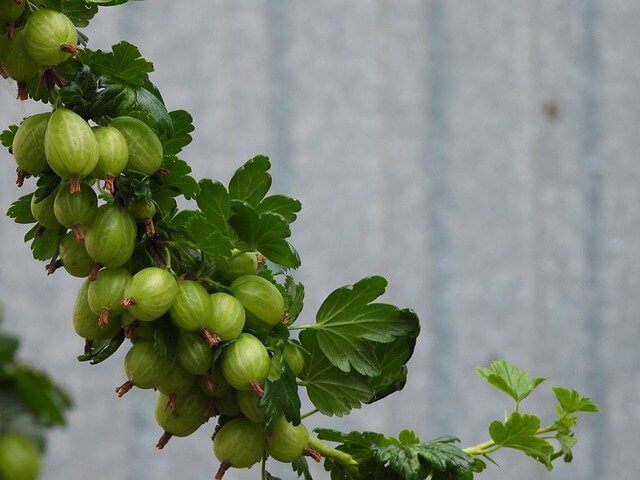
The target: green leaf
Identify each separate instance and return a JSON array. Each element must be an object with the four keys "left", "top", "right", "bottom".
[
  {"left": 256, "top": 194, "right": 301, "bottom": 223},
  {"left": 477, "top": 359, "right": 547, "bottom": 406},
  {"left": 11, "top": 367, "right": 73, "bottom": 426},
  {"left": 196, "top": 179, "right": 231, "bottom": 237},
  {"left": 0, "top": 124, "right": 18, "bottom": 148},
  {"left": 160, "top": 110, "right": 194, "bottom": 155},
  {"left": 228, "top": 155, "right": 272, "bottom": 206},
  {"left": 0, "top": 332, "right": 19, "bottom": 363},
  {"left": 88, "top": 0, "right": 144, "bottom": 6},
  {"left": 119, "top": 87, "right": 173, "bottom": 136},
  {"left": 258, "top": 361, "right": 301, "bottom": 429},
  {"left": 185, "top": 214, "right": 233, "bottom": 264},
  {"left": 292, "top": 457, "right": 313, "bottom": 480},
  {"left": 312, "top": 277, "right": 416, "bottom": 376},
  {"left": 299, "top": 331, "right": 372, "bottom": 417},
  {"left": 489, "top": 412, "right": 554, "bottom": 465},
  {"left": 315, "top": 429, "right": 480, "bottom": 480},
  {"left": 24, "top": 226, "right": 66, "bottom": 261},
  {"left": 77, "top": 330, "right": 125, "bottom": 365},
  {"left": 7, "top": 194, "right": 36, "bottom": 225},
  {"left": 556, "top": 431, "right": 577, "bottom": 463},
  {"left": 37, "top": 0, "right": 99, "bottom": 27},
  {"left": 154, "top": 156, "right": 200, "bottom": 200},
  {"left": 152, "top": 321, "right": 179, "bottom": 362},
  {"left": 283, "top": 275, "right": 305, "bottom": 324},
  {"left": 552, "top": 387, "right": 599, "bottom": 414},
  {"left": 87, "top": 41, "right": 154, "bottom": 87},
  {"left": 59, "top": 64, "right": 98, "bottom": 118},
  {"left": 229, "top": 202, "right": 300, "bottom": 268},
  {"left": 34, "top": 173, "right": 62, "bottom": 202}
]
